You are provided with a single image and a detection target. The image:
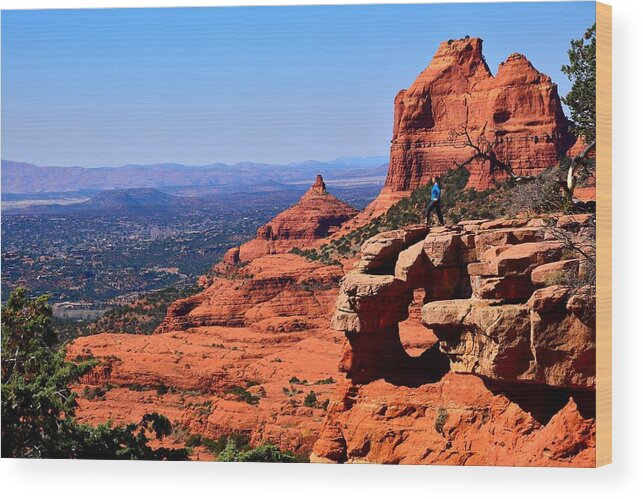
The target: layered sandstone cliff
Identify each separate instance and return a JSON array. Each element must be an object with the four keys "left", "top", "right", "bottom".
[
  {"left": 232, "top": 175, "right": 358, "bottom": 262},
  {"left": 385, "top": 38, "right": 576, "bottom": 192},
  {"left": 157, "top": 253, "right": 342, "bottom": 333},
  {"left": 67, "top": 253, "right": 347, "bottom": 456},
  {"left": 335, "top": 38, "right": 580, "bottom": 234},
  {"left": 312, "top": 215, "right": 596, "bottom": 466}
]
